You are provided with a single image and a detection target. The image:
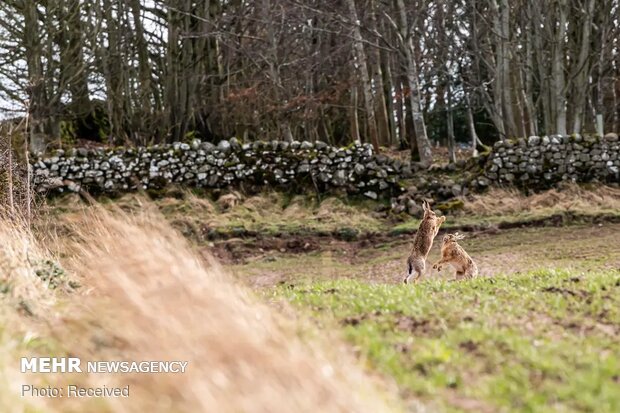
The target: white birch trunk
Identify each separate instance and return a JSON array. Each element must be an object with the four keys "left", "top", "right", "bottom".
[{"left": 395, "top": 0, "right": 432, "bottom": 166}]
